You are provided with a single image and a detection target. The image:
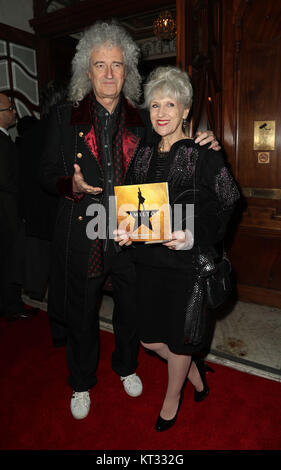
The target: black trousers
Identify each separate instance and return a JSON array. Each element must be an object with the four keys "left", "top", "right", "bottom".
[{"left": 66, "top": 249, "right": 139, "bottom": 392}]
